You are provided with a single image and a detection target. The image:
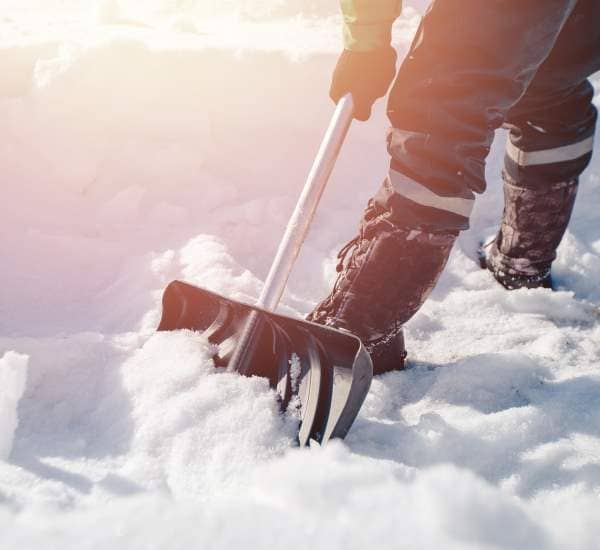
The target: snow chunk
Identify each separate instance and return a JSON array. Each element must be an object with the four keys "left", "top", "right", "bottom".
[{"left": 0, "top": 352, "right": 29, "bottom": 460}]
